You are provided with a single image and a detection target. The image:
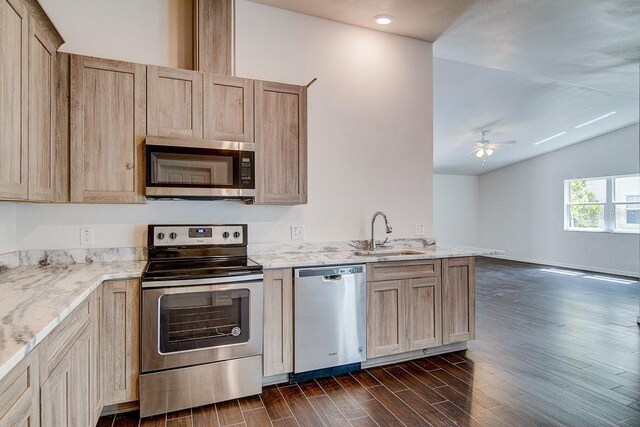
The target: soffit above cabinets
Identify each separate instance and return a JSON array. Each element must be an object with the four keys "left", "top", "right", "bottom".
[{"left": 246, "top": 0, "right": 475, "bottom": 42}]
